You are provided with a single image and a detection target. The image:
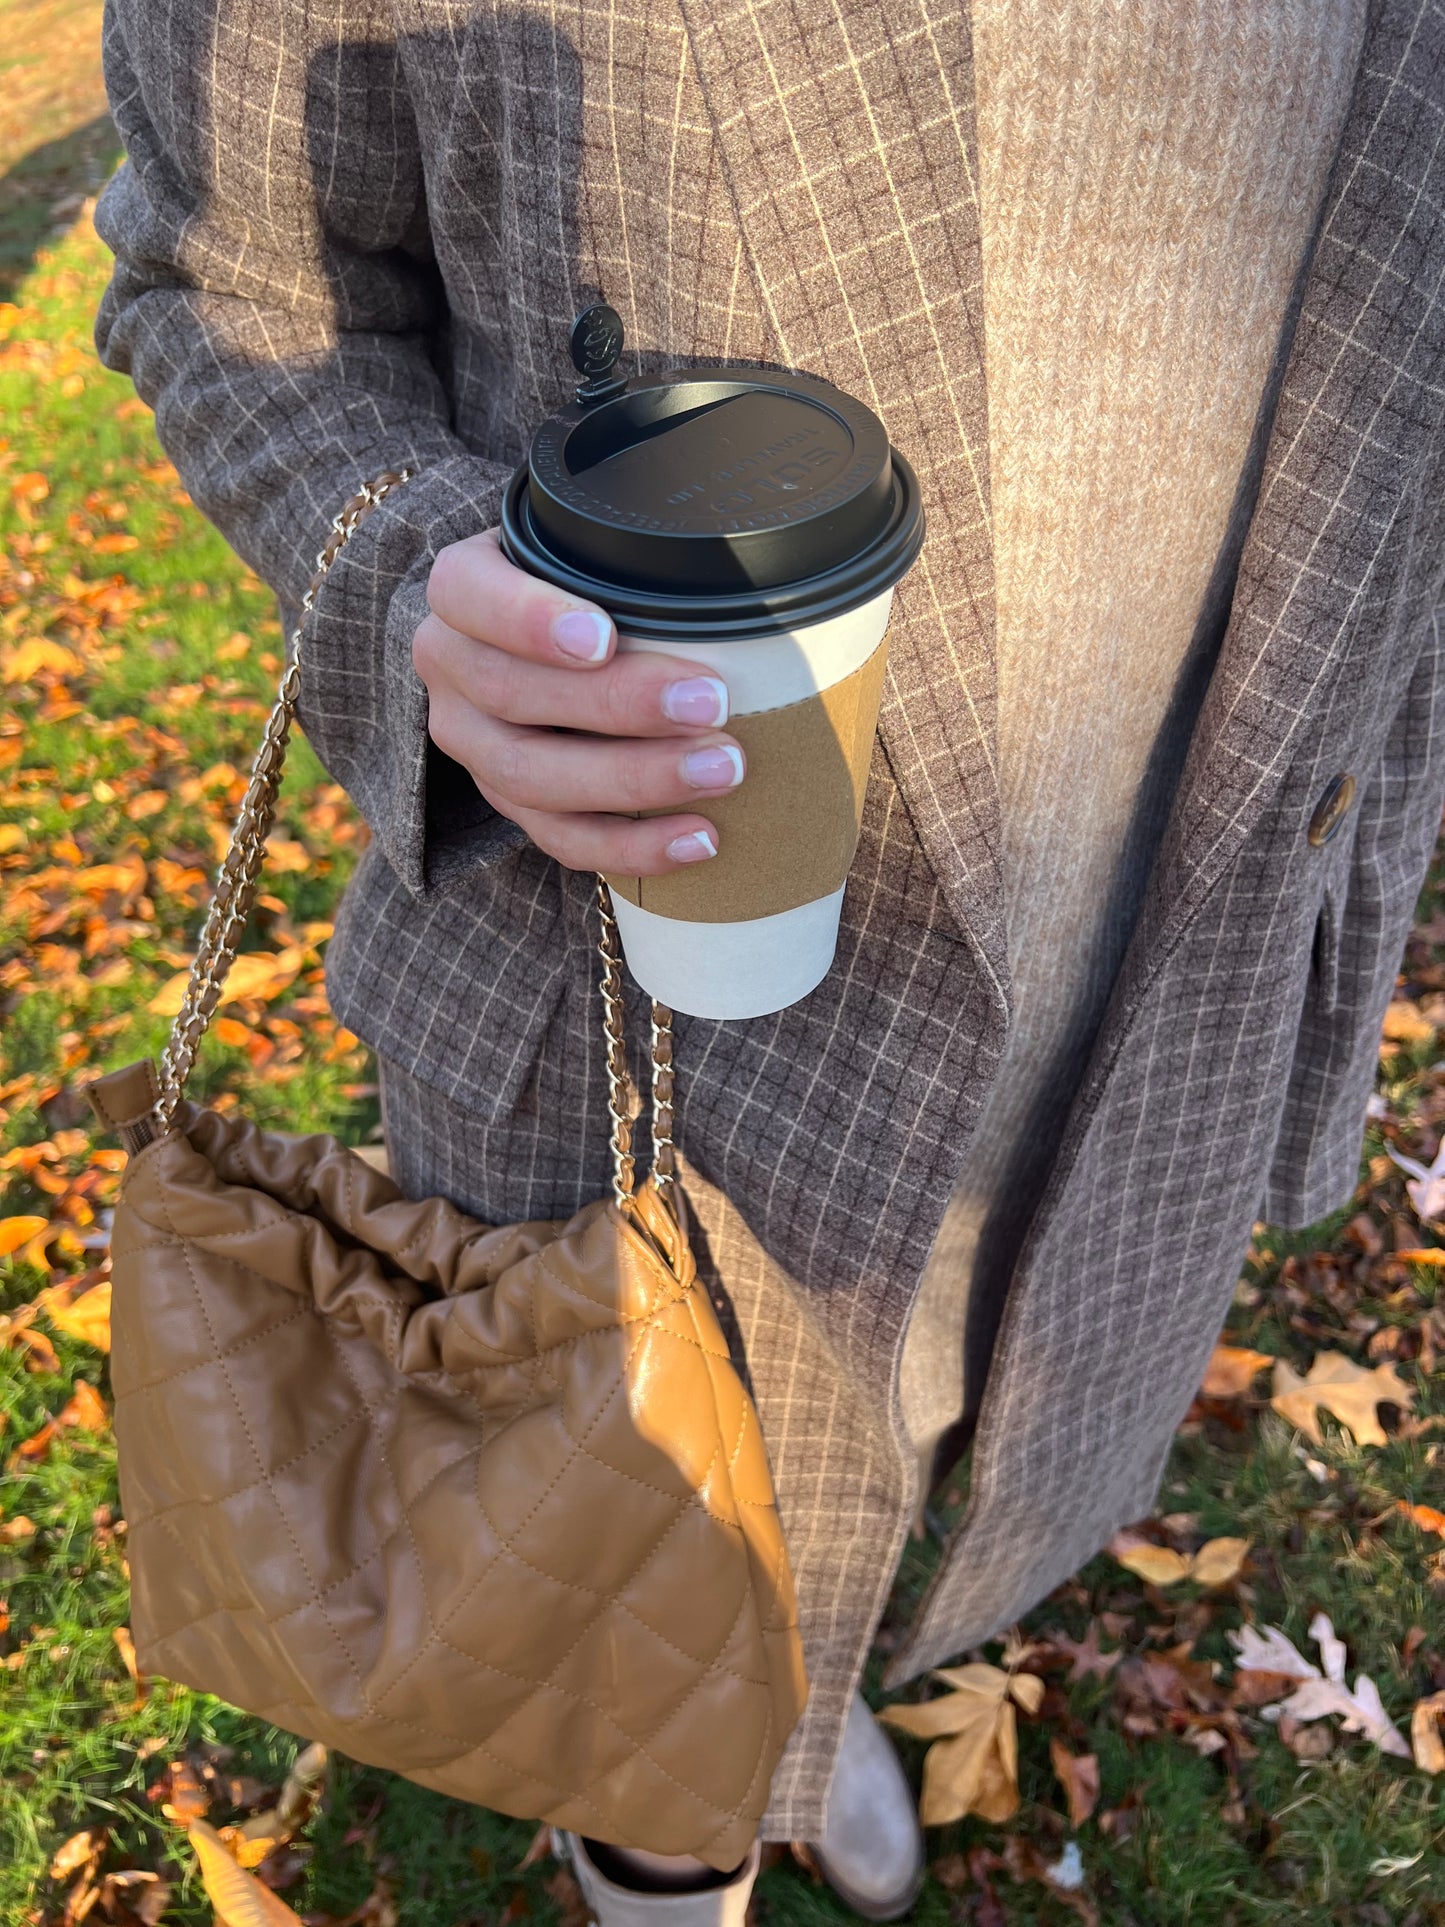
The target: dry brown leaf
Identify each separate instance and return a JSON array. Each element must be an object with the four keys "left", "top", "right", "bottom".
[
  {"left": 1112, "top": 1536, "right": 1248, "bottom": 1588},
  {"left": 159, "top": 1760, "right": 210, "bottom": 1824},
  {"left": 1113, "top": 1543, "right": 1192, "bottom": 1586},
  {"left": 14, "top": 1324, "right": 60, "bottom": 1373},
  {"left": 1271, "top": 1352, "right": 1414, "bottom": 1447},
  {"left": 273, "top": 1741, "right": 327, "bottom": 1837},
  {"left": 189, "top": 1821, "right": 304, "bottom": 1927},
  {"left": 100, "top": 1871, "right": 171, "bottom": 1926},
  {"left": 1200, "top": 1345, "right": 1274, "bottom": 1399},
  {"left": 1189, "top": 1538, "right": 1251, "bottom": 1587},
  {"left": 1049, "top": 1624, "right": 1120, "bottom": 1683},
  {"left": 49, "top": 1829, "right": 105, "bottom": 1882},
  {"left": 1411, "top": 1692, "right": 1445, "bottom": 1774},
  {"left": 881, "top": 1666, "right": 1040, "bottom": 1826},
  {"left": 1049, "top": 1739, "right": 1100, "bottom": 1829}
]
